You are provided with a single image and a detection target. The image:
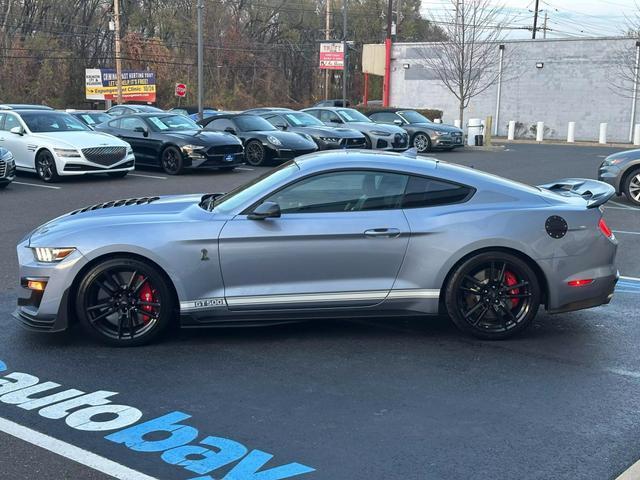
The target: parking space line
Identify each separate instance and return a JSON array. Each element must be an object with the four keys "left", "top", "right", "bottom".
[
  {"left": 604, "top": 206, "right": 635, "bottom": 211},
  {"left": 0, "top": 416, "right": 158, "bottom": 480},
  {"left": 609, "top": 200, "right": 636, "bottom": 210},
  {"left": 616, "top": 458, "right": 640, "bottom": 479},
  {"left": 613, "top": 230, "right": 640, "bottom": 235},
  {"left": 129, "top": 173, "right": 167, "bottom": 180},
  {"left": 12, "top": 181, "right": 61, "bottom": 190}
]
